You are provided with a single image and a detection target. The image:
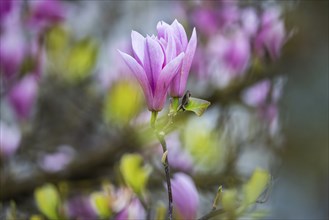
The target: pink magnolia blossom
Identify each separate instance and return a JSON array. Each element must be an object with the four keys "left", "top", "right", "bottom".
[
  {"left": 8, "top": 75, "right": 38, "bottom": 119},
  {"left": 119, "top": 21, "right": 186, "bottom": 111},
  {"left": 190, "top": 8, "right": 218, "bottom": 36},
  {"left": 242, "top": 80, "right": 271, "bottom": 107},
  {"left": 171, "top": 173, "right": 199, "bottom": 220},
  {"left": 66, "top": 196, "right": 98, "bottom": 220},
  {"left": 0, "top": 122, "right": 21, "bottom": 158},
  {"left": 115, "top": 198, "right": 146, "bottom": 220},
  {"left": 157, "top": 20, "right": 197, "bottom": 98},
  {"left": 28, "top": 0, "right": 65, "bottom": 32},
  {"left": 254, "top": 7, "right": 286, "bottom": 60}
]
